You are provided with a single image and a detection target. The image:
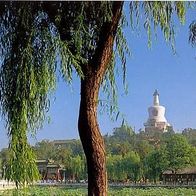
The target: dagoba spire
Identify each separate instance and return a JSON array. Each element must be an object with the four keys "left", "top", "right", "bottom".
[
  {"left": 144, "top": 90, "right": 172, "bottom": 133},
  {"left": 153, "top": 89, "right": 159, "bottom": 106}
]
